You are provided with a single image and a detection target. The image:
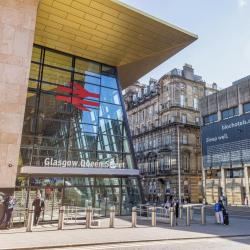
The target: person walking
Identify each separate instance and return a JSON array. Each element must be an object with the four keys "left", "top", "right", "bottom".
[
  {"left": 32, "top": 194, "right": 45, "bottom": 226},
  {"left": 0, "top": 195, "right": 16, "bottom": 229}
]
